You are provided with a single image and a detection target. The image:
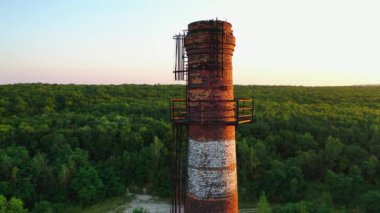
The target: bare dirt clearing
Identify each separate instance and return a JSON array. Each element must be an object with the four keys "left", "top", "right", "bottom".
[{"left": 121, "top": 194, "right": 172, "bottom": 213}]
